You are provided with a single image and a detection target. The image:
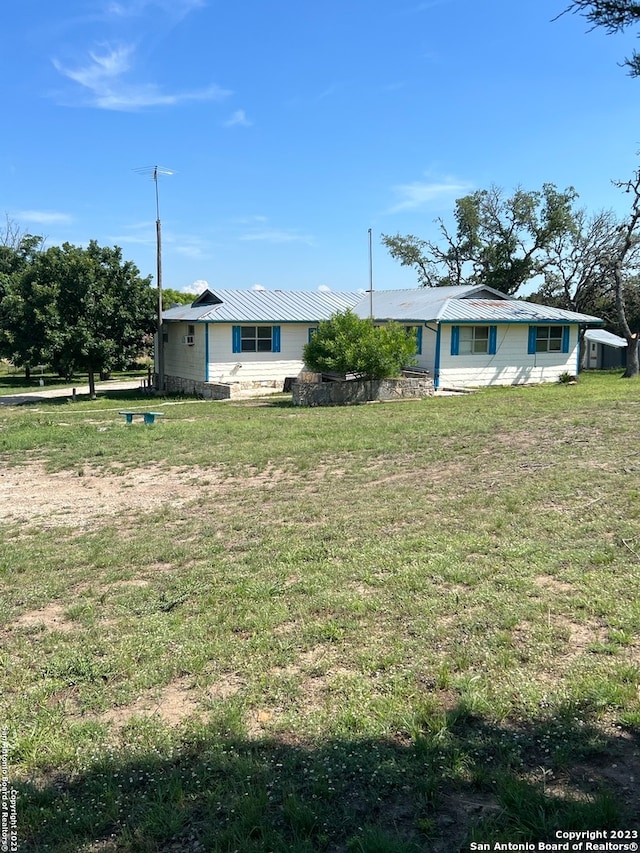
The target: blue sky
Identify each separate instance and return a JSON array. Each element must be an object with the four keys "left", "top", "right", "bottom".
[{"left": 2, "top": 0, "right": 639, "bottom": 295}]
